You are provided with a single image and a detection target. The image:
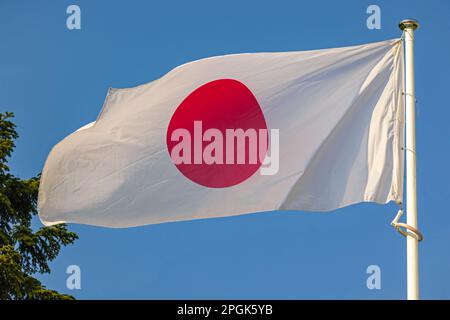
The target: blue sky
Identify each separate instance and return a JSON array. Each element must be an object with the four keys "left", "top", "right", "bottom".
[{"left": 1, "top": 0, "right": 449, "bottom": 299}]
